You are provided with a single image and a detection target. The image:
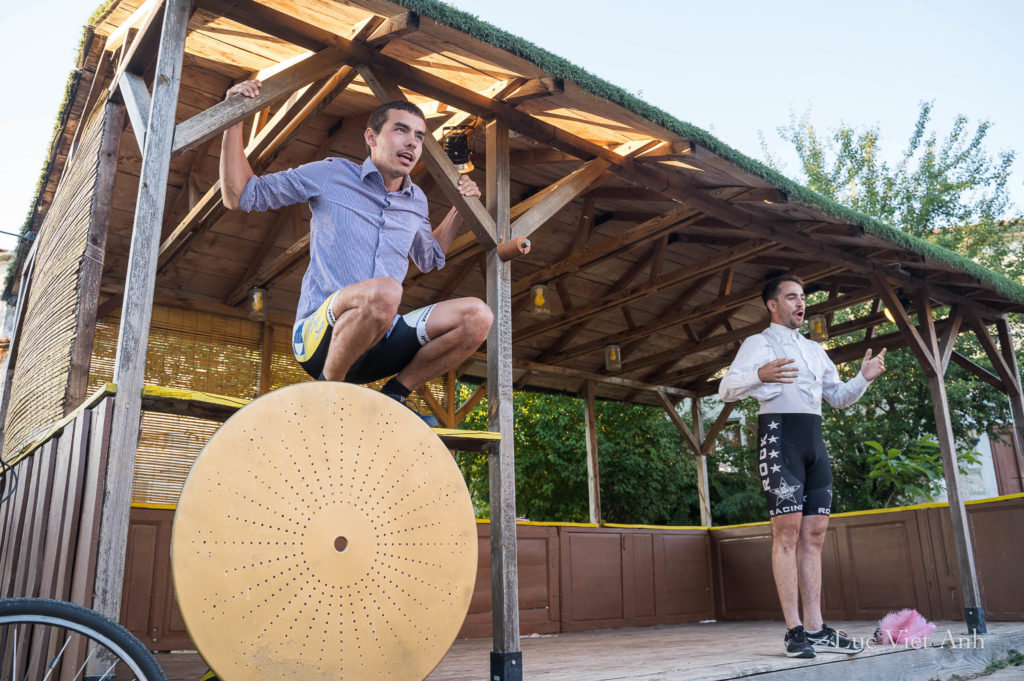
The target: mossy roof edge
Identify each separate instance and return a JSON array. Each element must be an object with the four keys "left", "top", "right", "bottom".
[{"left": 396, "top": 0, "right": 1024, "bottom": 304}]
